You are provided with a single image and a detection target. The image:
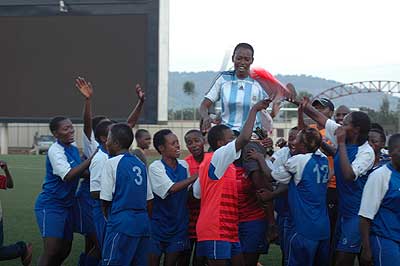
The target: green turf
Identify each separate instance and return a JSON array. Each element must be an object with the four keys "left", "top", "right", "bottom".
[{"left": 0, "top": 154, "right": 282, "bottom": 266}]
